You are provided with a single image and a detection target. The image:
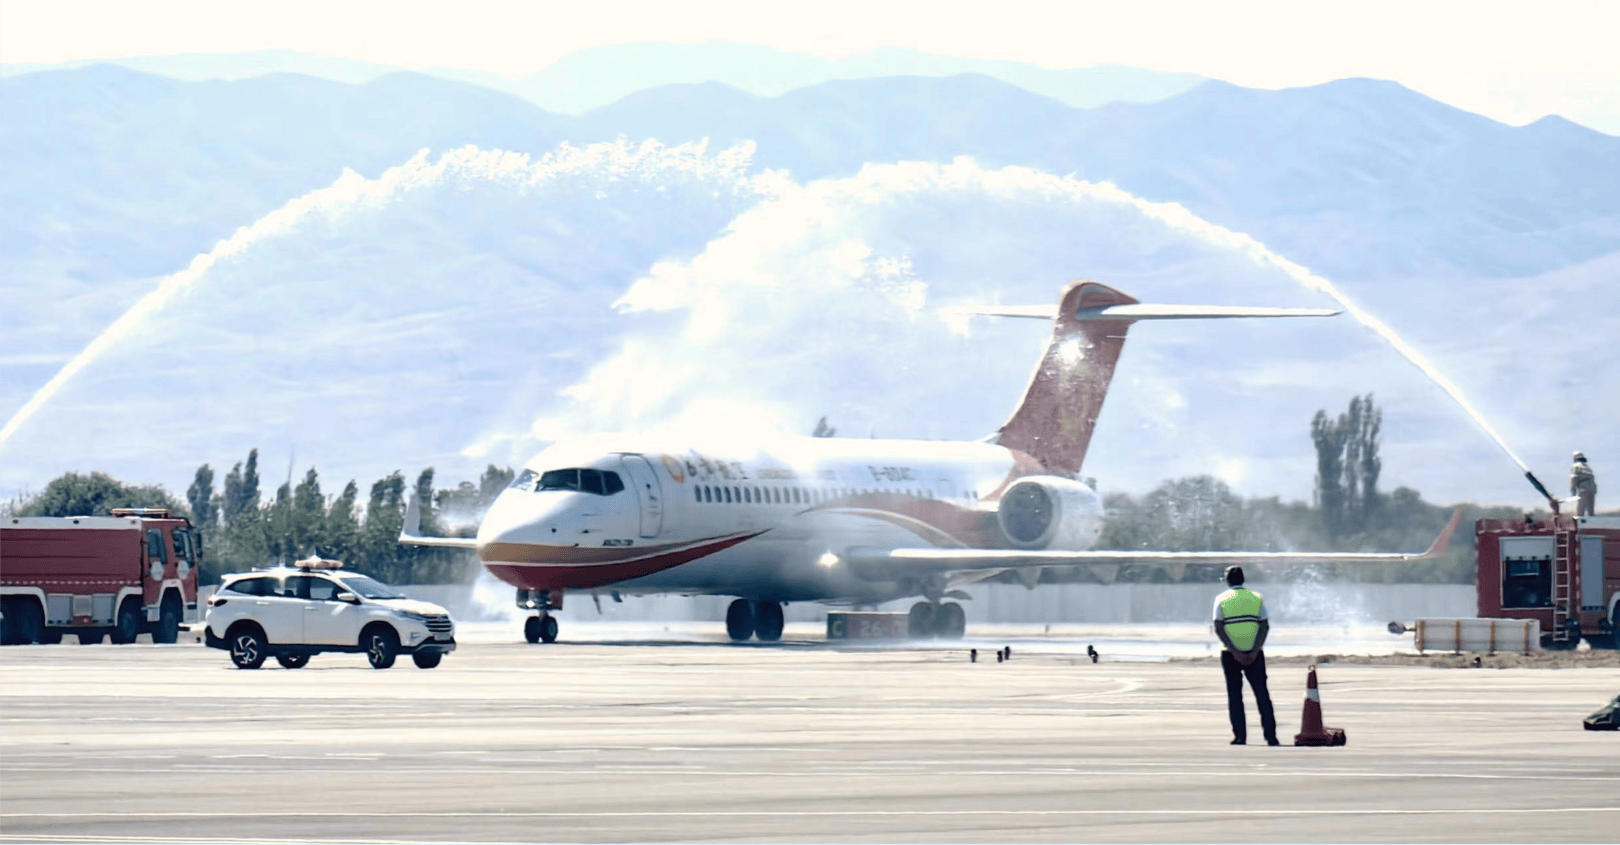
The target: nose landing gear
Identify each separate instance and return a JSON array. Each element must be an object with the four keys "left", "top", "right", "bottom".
[
  {"left": 518, "top": 588, "right": 562, "bottom": 644},
  {"left": 524, "top": 614, "right": 559, "bottom": 644}
]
